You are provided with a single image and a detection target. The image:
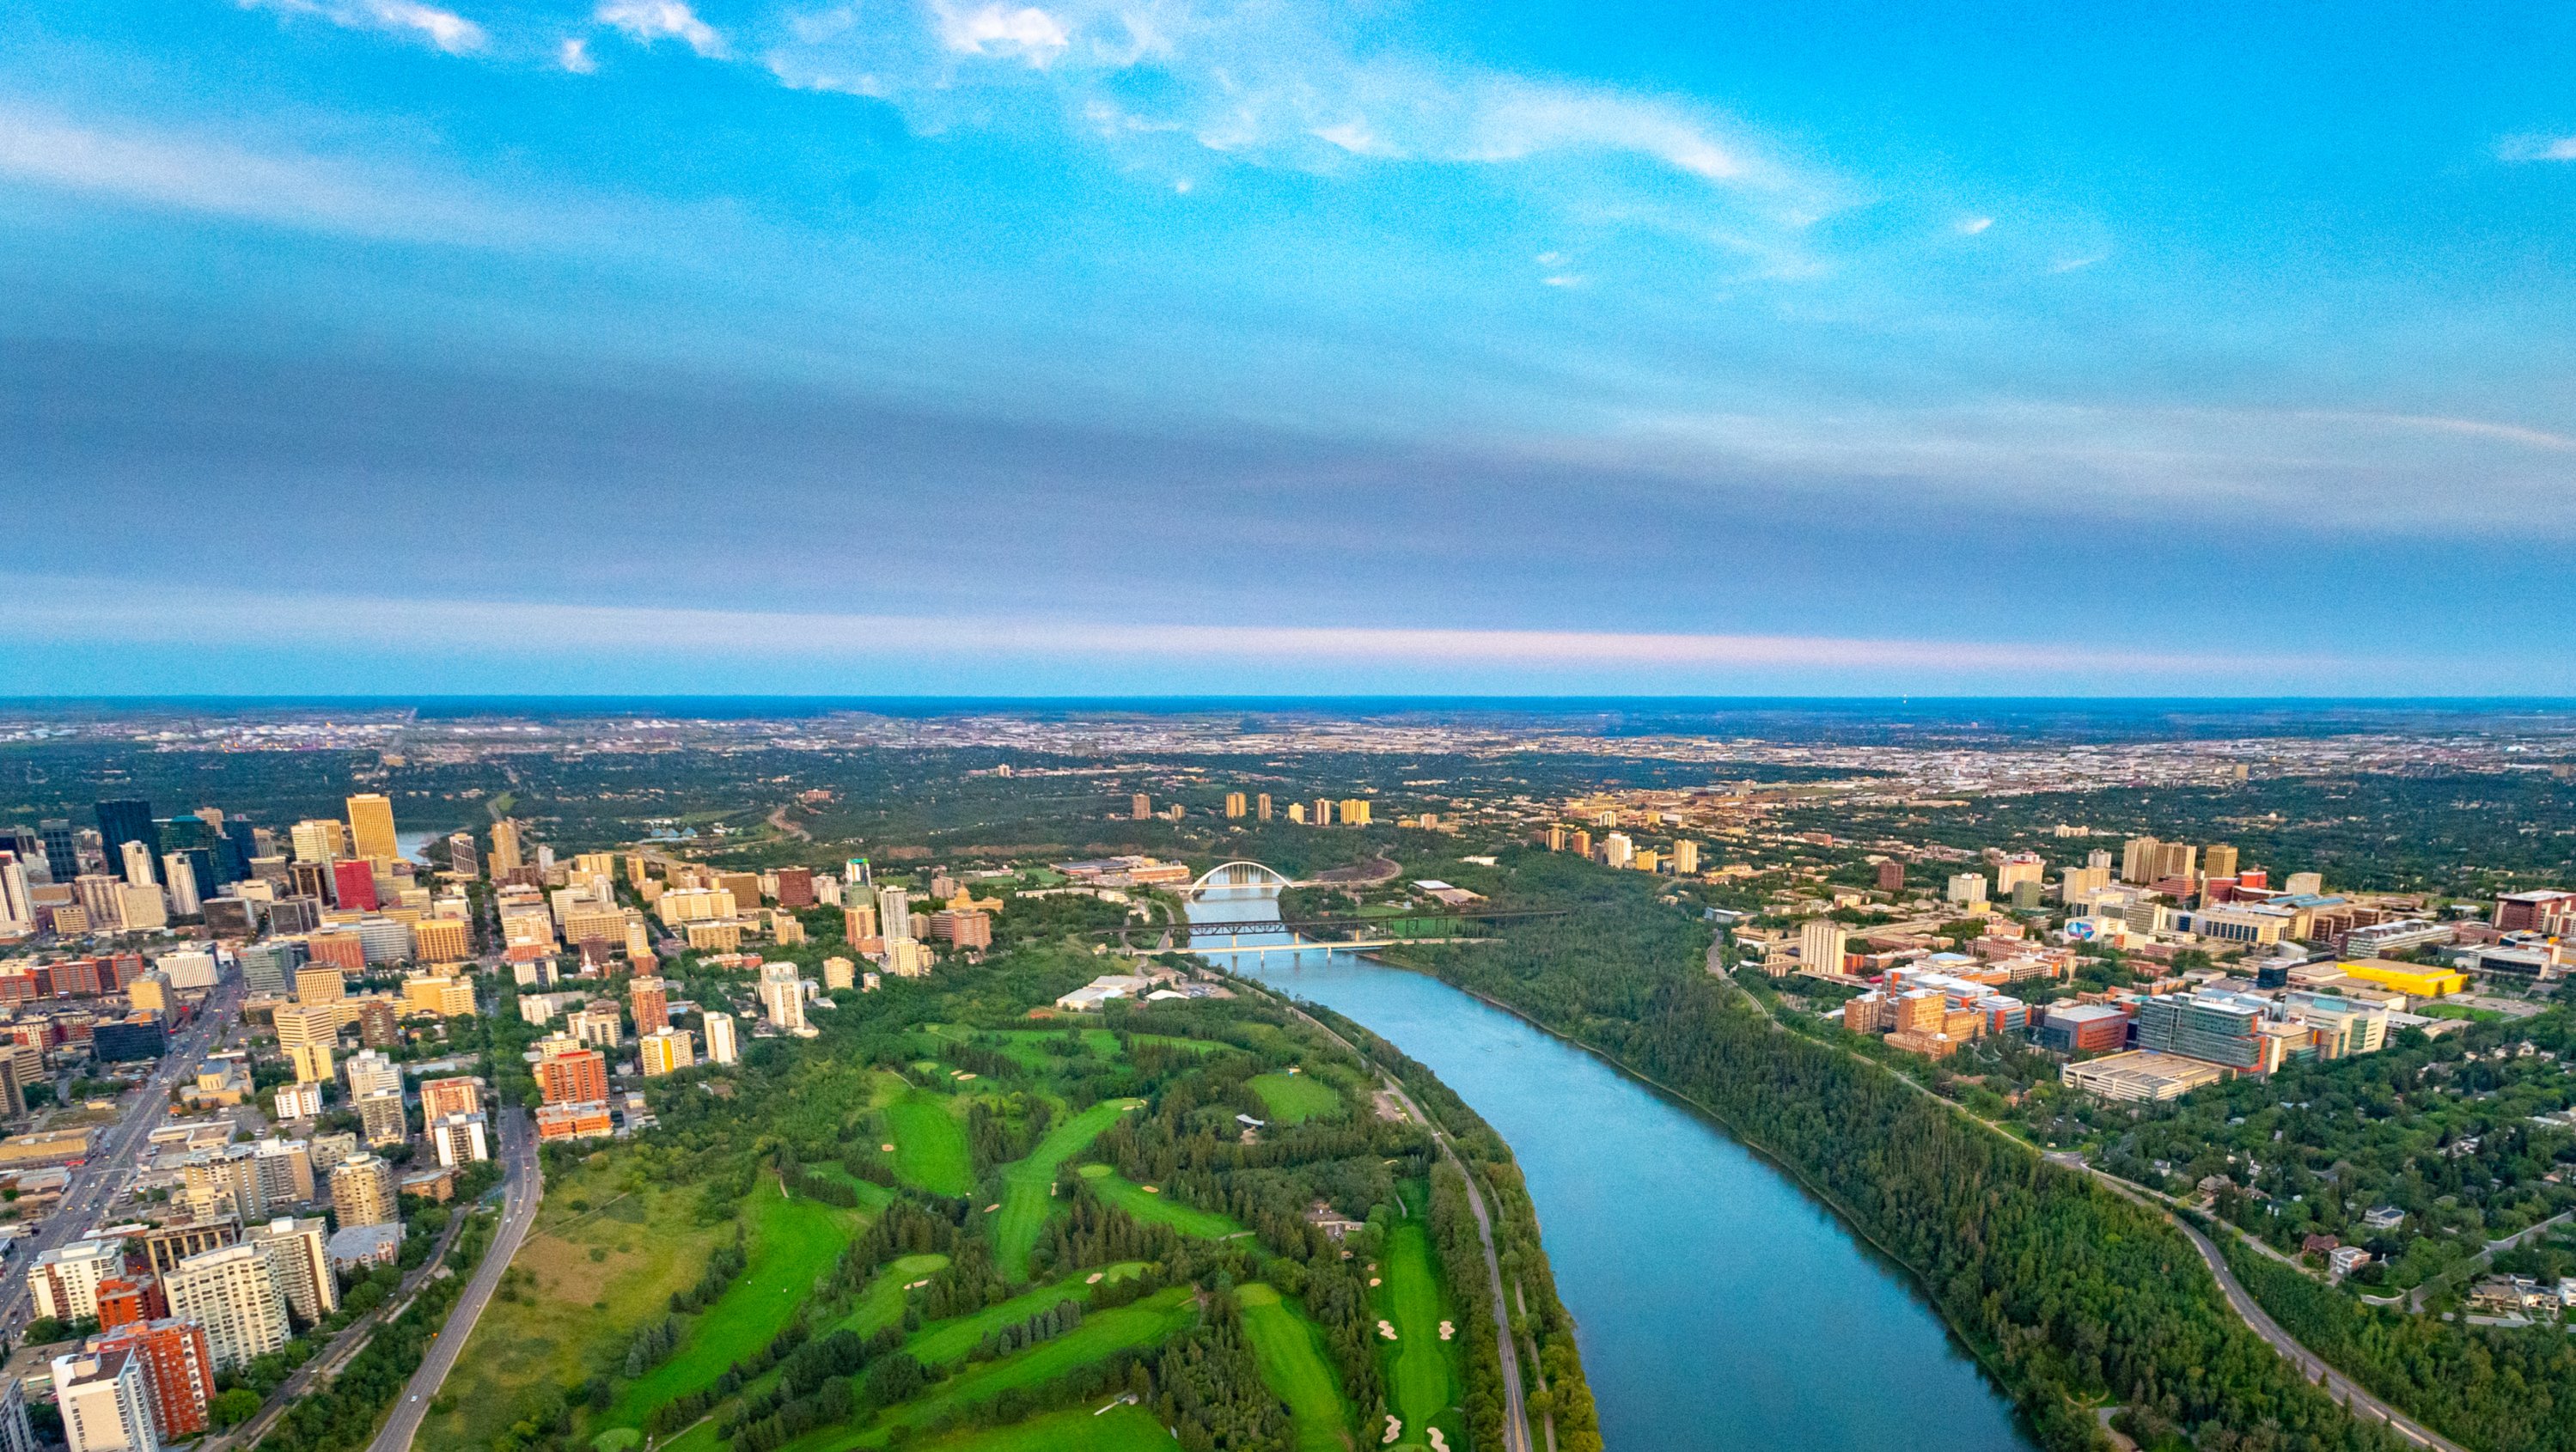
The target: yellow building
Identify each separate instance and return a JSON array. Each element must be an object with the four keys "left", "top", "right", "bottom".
[
  {"left": 402, "top": 975, "right": 478, "bottom": 1017},
  {"left": 1338, "top": 799, "right": 1372, "bottom": 827},
  {"left": 345, "top": 794, "right": 399, "bottom": 863},
  {"left": 2339, "top": 961, "right": 2468, "bottom": 998},
  {"left": 489, "top": 819, "right": 522, "bottom": 874},
  {"left": 286, "top": 1041, "right": 335, "bottom": 1084},
  {"left": 638, "top": 1029, "right": 694, "bottom": 1077},
  {"left": 412, "top": 917, "right": 471, "bottom": 962},
  {"left": 685, "top": 919, "right": 743, "bottom": 952},
  {"left": 1224, "top": 792, "right": 1247, "bottom": 819},
  {"left": 290, "top": 819, "right": 351, "bottom": 864},
  {"left": 296, "top": 965, "right": 346, "bottom": 1004}
]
